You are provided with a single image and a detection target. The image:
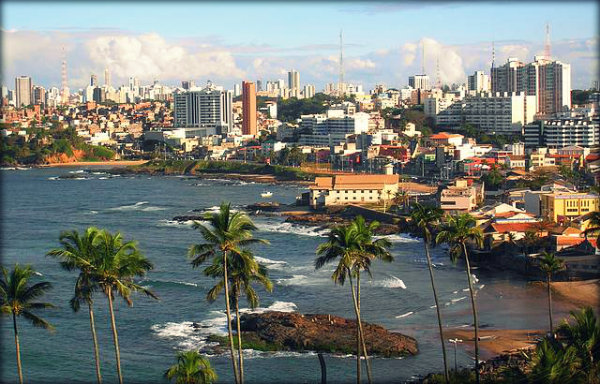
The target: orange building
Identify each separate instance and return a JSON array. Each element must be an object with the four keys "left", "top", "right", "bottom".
[{"left": 242, "top": 81, "right": 257, "bottom": 136}]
